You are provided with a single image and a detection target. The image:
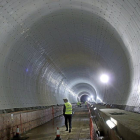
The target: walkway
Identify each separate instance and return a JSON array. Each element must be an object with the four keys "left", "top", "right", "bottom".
[{"left": 22, "top": 105, "right": 91, "bottom": 140}]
